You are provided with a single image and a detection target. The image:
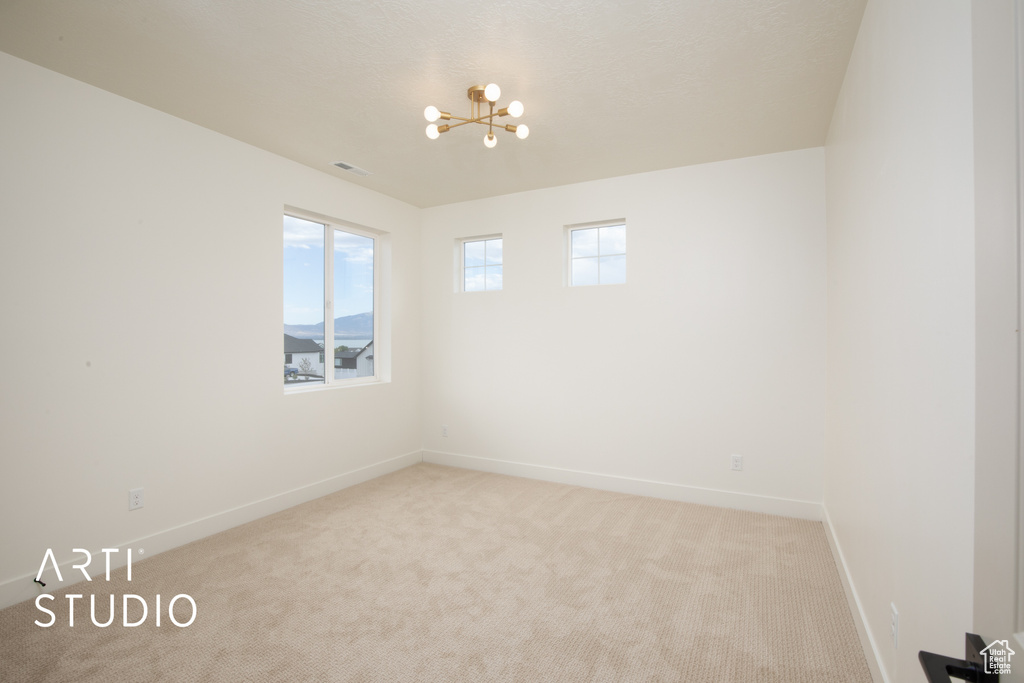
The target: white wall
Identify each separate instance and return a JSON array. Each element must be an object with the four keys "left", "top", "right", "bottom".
[
  {"left": 0, "top": 52, "right": 422, "bottom": 605},
  {"left": 420, "top": 149, "right": 827, "bottom": 516},
  {"left": 823, "top": 1, "right": 976, "bottom": 681}
]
